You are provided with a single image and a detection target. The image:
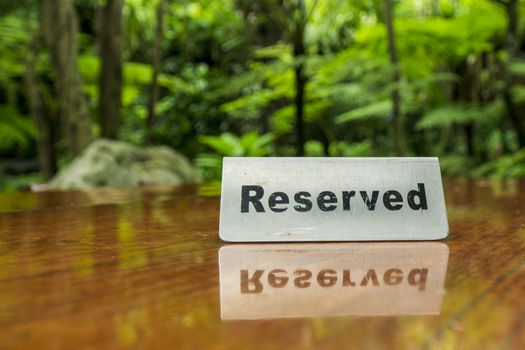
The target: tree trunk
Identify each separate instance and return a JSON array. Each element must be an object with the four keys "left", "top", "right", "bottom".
[
  {"left": 41, "top": 0, "right": 93, "bottom": 156},
  {"left": 99, "top": 0, "right": 124, "bottom": 140},
  {"left": 465, "top": 123, "right": 475, "bottom": 157},
  {"left": 294, "top": 64, "right": 306, "bottom": 156},
  {"left": 146, "top": 0, "right": 165, "bottom": 144},
  {"left": 431, "top": 0, "right": 440, "bottom": 16},
  {"left": 293, "top": 0, "right": 307, "bottom": 157},
  {"left": 496, "top": 0, "right": 525, "bottom": 148},
  {"left": 25, "top": 36, "right": 57, "bottom": 180},
  {"left": 317, "top": 116, "right": 333, "bottom": 156},
  {"left": 384, "top": 0, "right": 406, "bottom": 155}
]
